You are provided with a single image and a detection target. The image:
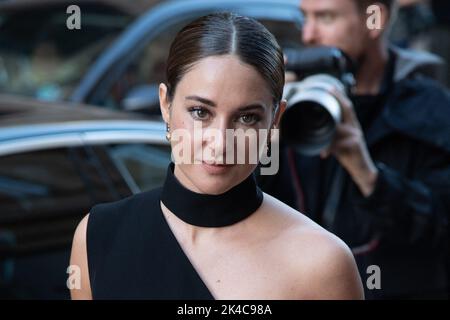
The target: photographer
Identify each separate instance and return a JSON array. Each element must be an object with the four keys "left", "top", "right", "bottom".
[{"left": 260, "top": 0, "right": 449, "bottom": 299}]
